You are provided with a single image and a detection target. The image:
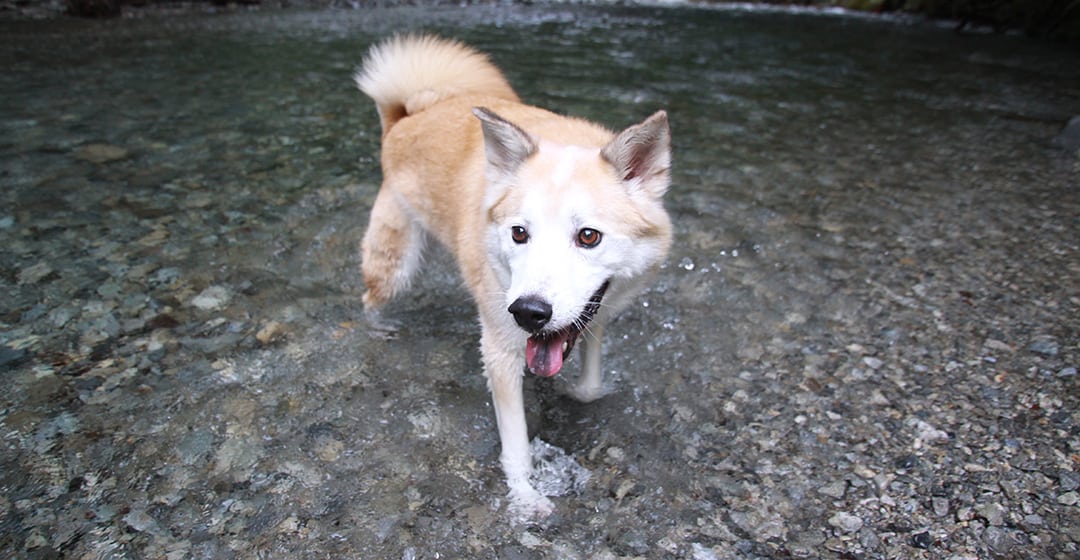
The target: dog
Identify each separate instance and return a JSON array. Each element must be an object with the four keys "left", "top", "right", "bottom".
[{"left": 355, "top": 34, "right": 672, "bottom": 516}]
